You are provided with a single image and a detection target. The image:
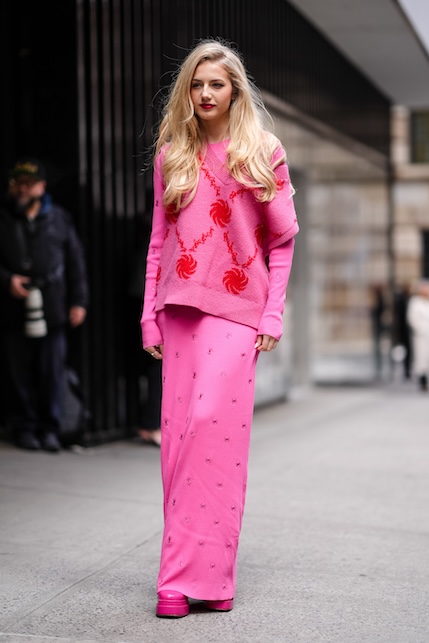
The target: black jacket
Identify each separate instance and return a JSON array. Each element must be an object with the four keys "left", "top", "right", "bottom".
[{"left": 0, "top": 193, "right": 89, "bottom": 330}]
